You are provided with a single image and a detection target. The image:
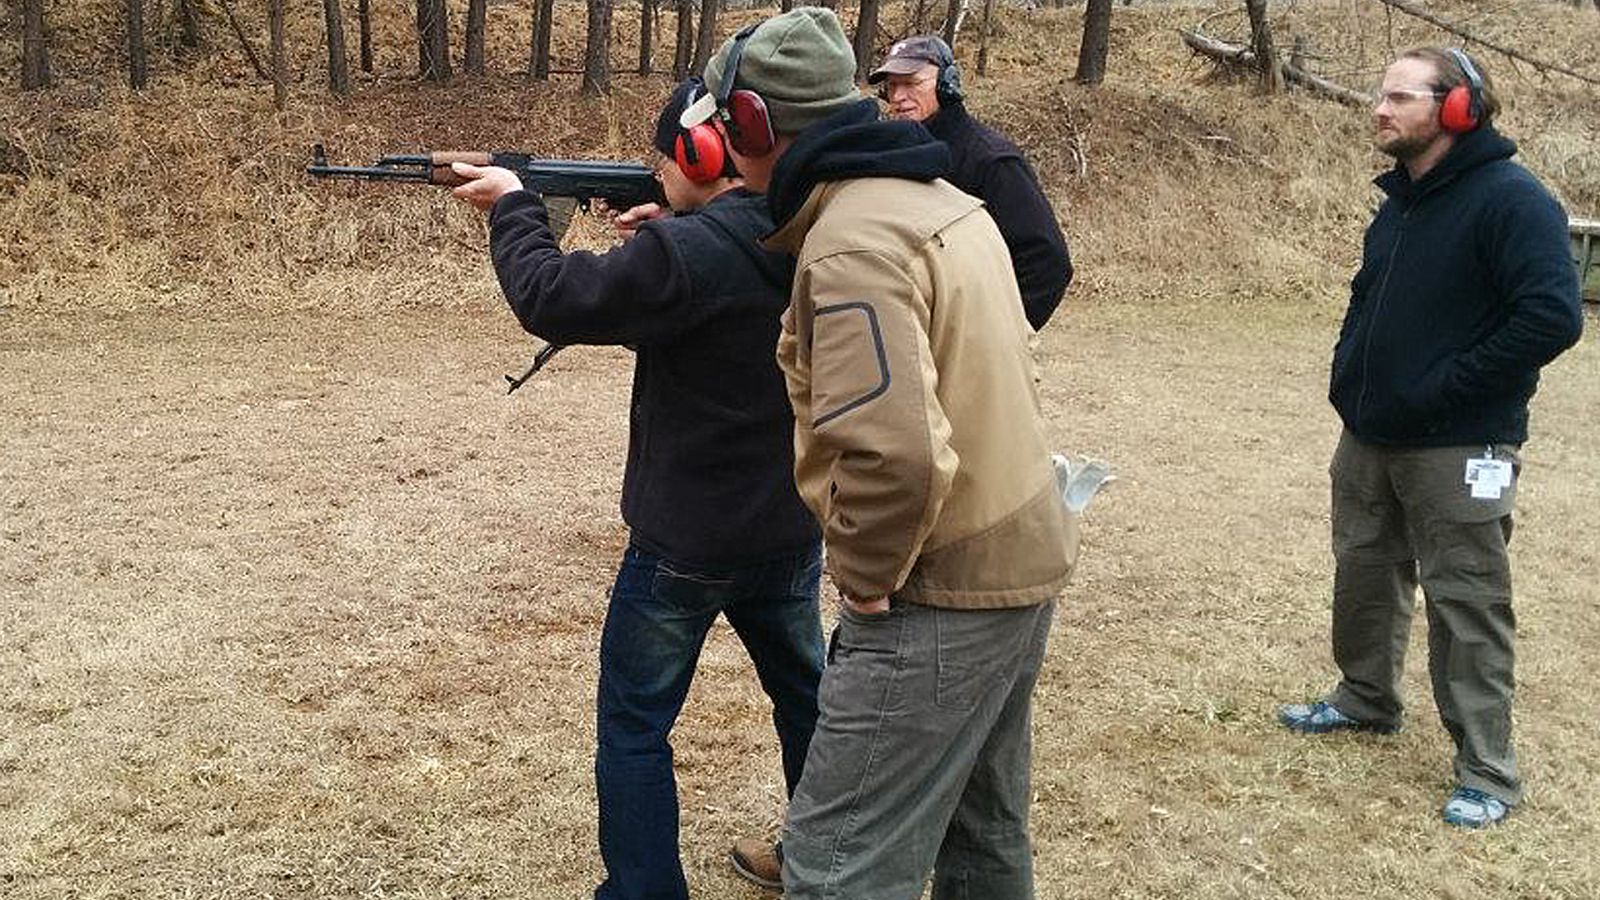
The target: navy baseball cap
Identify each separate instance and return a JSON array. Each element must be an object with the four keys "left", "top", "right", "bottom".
[{"left": 867, "top": 35, "right": 955, "bottom": 84}]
